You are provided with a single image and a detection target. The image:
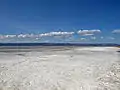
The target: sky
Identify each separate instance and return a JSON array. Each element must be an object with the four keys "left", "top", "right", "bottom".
[{"left": 0, "top": 0, "right": 120, "bottom": 43}]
